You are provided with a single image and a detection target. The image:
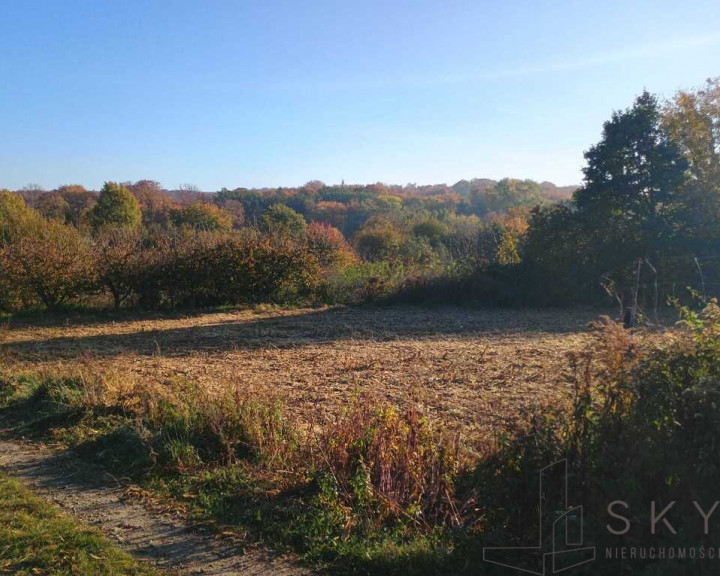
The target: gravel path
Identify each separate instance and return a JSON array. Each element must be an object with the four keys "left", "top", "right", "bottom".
[{"left": 0, "top": 436, "right": 311, "bottom": 576}]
